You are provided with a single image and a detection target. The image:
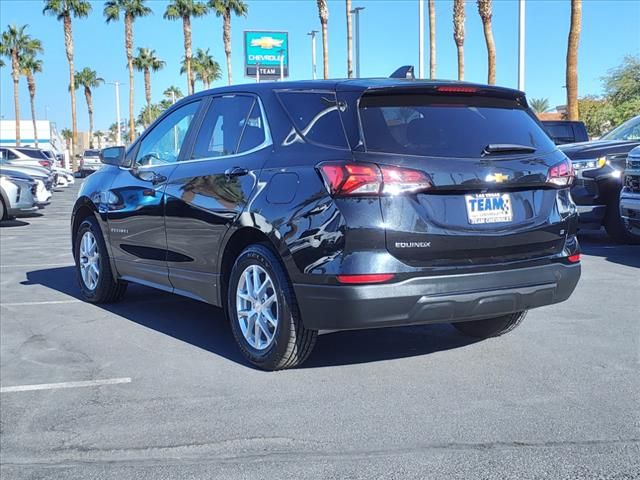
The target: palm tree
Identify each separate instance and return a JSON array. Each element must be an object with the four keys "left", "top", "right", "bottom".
[
  {"left": 94, "top": 130, "right": 104, "bottom": 148},
  {"left": 20, "top": 53, "right": 44, "bottom": 148},
  {"left": 346, "top": 0, "right": 353, "bottom": 78},
  {"left": 163, "top": 85, "right": 183, "bottom": 104},
  {"left": 428, "top": 0, "right": 436, "bottom": 79},
  {"left": 164, "top": 0, "right": 208, "bottom": 95},
  {"left": 132, "top": 47, "right": 165, "bottom": 107},
  {"left": 453, "top": 0, "right": 465, "bottom": 81},
  {"left": 74, "top": 67, "right": 104, "bottom": 148},
  {"left": 104, "top": 0, "right": 153, "bottom": 144},
  {"left": 529, "top": 98, "right": 550, "bottom": 115},
  {"left": 209, "top": 0, "right": 247, "bottom": 85},
  {"left": 43, "top": 0, "right": 92, "bottom": 169},
  {"left": 566, "top": 0, "right": 582, "bottom": 121},
  {"left": 61, "top": 128, "right": 72, "bottom": 151},
  {"left": 179, "top": 56, "right": 196, "bottom": 93},
  {"left": 192, "top": 48, "right": 221, "bottom": 89},
  {"left": 316, "top": 0, "right": 329, "bottom": 79},
  {"left": 0, "top": 25, "right": 42, "bottom": 146},
  {"left": 477, "top": 0, "right": 496, "bottom": 84},
  {"left": 137, "top": 103, "right": 163, "bottom": 128}
]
